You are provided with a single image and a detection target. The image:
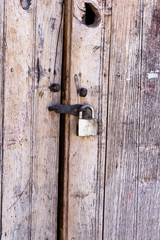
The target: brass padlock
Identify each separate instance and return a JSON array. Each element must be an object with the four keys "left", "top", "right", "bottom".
[{"left": 78, "top": 105, "right": 97, "bottom": 136}]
